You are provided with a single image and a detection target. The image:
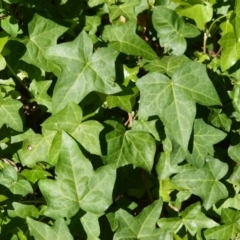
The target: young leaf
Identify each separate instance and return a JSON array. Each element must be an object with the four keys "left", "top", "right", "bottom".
[
  {"left": 39, "top": 131, "right": 116, "bottom": 219},
  {"left": 20, "top": 130, "right": 56, "bottom": 167},
  {"left": 29, "top": 80, "right": 52, "bottom": 112},
  {"left": 0, "top": 165, "right": 32, "bottom": 196},
  {"left": 172, "top": 157, "right": 228, "bottom": 210},
  {"left": 21, "top": 14, "right": 67, "bottom": 75},
  {"left": 102, "top": 21, "right": 158, "bottom": 59},
  {"left": 113, "top": 199, "right": 169, "bottom": 239},
  {"left": 208, "top": 108, "right": 232, "bottom": 132},
  {"left": 152, "top": 6, "right": 200, "bottom": 55},
  {"left": 9, "top": 202, "right": 39, "bottom": 219},
  {"left": 27, "top": 218, "right": 73, "bottom": 240},
  {"left": 21, "top": 165, "right": 52, "bottom": 184},
  {"left": 187, "top": 119, "right": 226, "bottom": 168},
  {"left": 102, "top": 120, "right": 156, "bottom": 172},
  {"left": 176, "top": 3, "right": 213, "bottom": 30},
  {"left": 46, "top": 31, "right": 121, "bottom": 114},
  {"left": 137, "top": 62, "right": 221, "bottom": 150}
]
